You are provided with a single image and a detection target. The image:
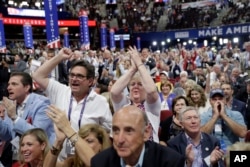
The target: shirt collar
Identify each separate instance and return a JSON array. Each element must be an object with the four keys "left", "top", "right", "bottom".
[
  {"left": 185, "top": 132, "right": 203, "bottom": 145},
  {"left": 18, "top": 94, "right": 30, "bottom": 109},
  {"left": 120, "top": 144, "right": 145, "bottom": 167}
]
